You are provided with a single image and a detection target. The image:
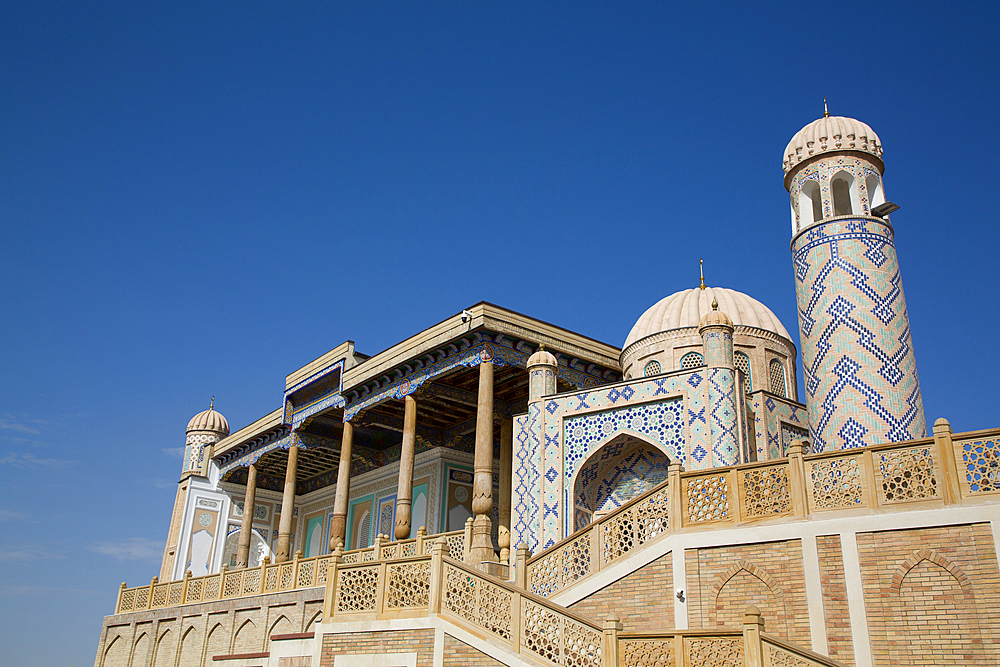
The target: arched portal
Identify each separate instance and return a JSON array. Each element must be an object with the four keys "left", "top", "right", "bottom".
[{"left": 572, "top": 434, "right": 671, "bottom": 531}]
